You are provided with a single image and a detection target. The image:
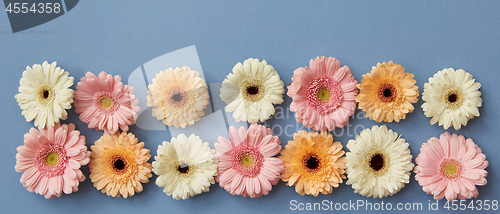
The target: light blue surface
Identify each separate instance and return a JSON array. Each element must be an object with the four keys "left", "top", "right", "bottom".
[{"left": 1, "top": 1, "right": 499, "bottom": 213}]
